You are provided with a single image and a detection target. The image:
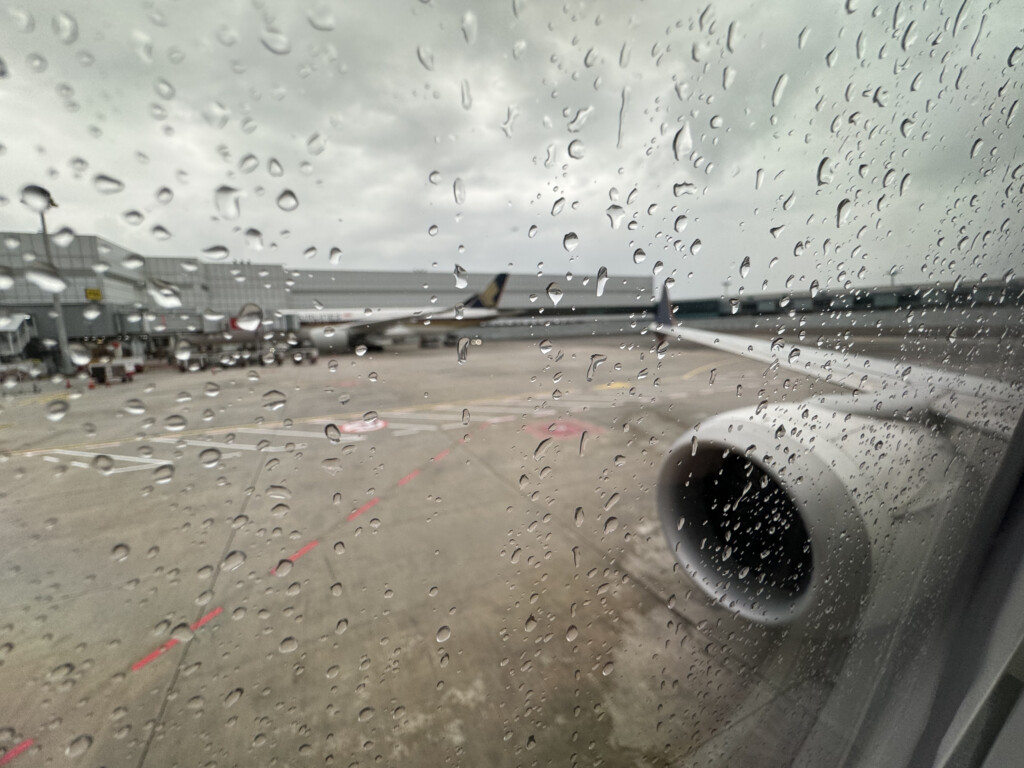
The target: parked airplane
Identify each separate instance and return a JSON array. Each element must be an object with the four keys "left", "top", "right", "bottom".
[
  {"left": 650, "top": 285, "right": 1024, "bottom": 767},
  {"left": 281, "top": 273, "right": 510, "bottom": 353}
]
